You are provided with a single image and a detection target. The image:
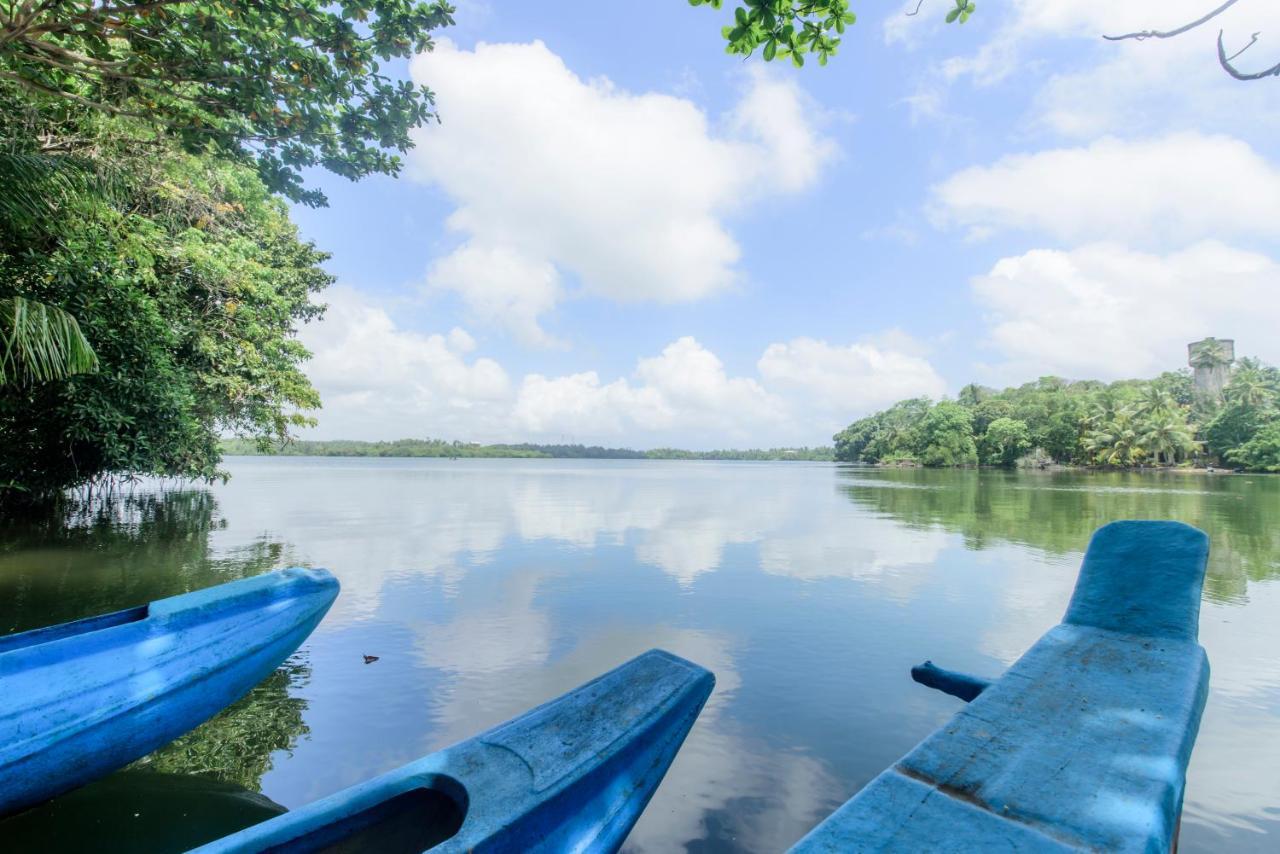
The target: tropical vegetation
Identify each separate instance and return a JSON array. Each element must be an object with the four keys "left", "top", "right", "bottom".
[
  {"left": 834, "top": 356, "right": 1280, "bottom": 471},
  {"left": 690, "top": 0, "right": 973, "bottom": 67},
  {"left": 1, "top": 0, "right": 460, "bottom": 505},
  {"left": 221, "top": 438, "right": 835, "bottom": 462}
]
